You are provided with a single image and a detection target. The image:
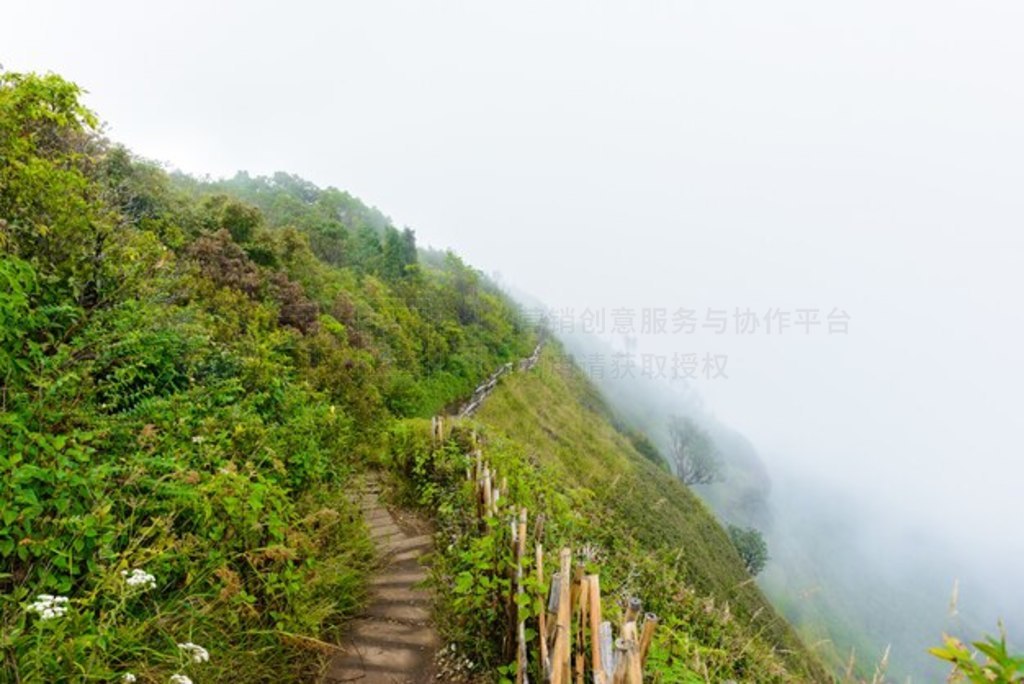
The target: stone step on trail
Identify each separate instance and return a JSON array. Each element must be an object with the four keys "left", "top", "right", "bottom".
[{"left": 322, "top": 477, "right": 438, "bottom": 684}]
